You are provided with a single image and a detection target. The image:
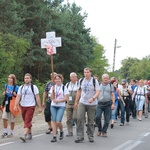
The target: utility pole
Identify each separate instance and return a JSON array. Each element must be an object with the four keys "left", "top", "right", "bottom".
[{"left": 112, "top": 39, "right": 121, "bottom": 72}]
